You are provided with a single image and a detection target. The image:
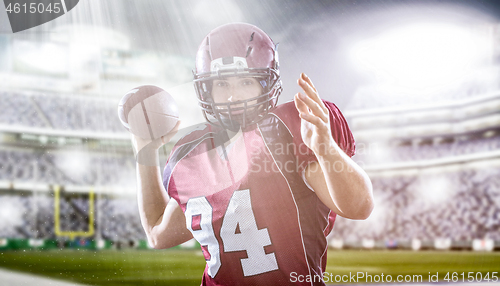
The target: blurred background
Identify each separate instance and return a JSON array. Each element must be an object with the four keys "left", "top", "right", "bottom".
[{"left": 0, "top": 0, "right": 499, "bottom": 254}]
